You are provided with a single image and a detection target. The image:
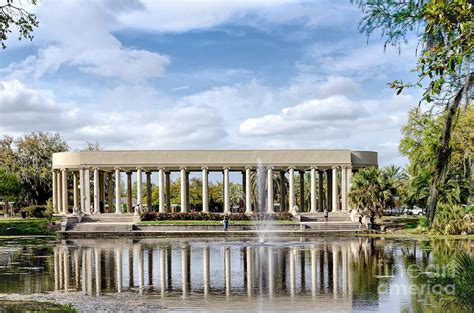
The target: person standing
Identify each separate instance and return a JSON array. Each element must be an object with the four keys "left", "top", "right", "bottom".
[
  {"left": 223, "top": 215, "right": 229, "bottom": 231},
  {"left": 324, "top": 208, "right": 328, "bottom": 222}
]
